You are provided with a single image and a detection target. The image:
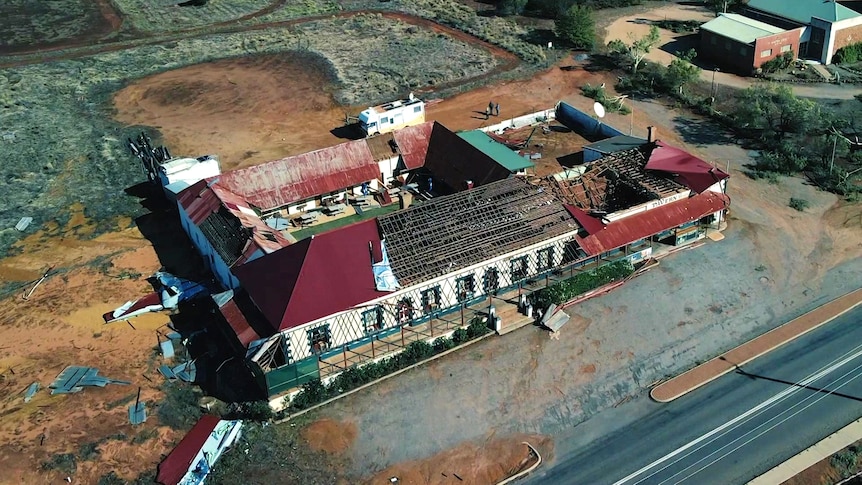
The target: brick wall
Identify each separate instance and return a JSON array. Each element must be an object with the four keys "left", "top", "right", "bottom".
[
  {"left": 753, "top": 31, "right": 800, "bottom": 69},
  {"left": 833, "top": 23, "right": 862, "bottom": 52}
]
